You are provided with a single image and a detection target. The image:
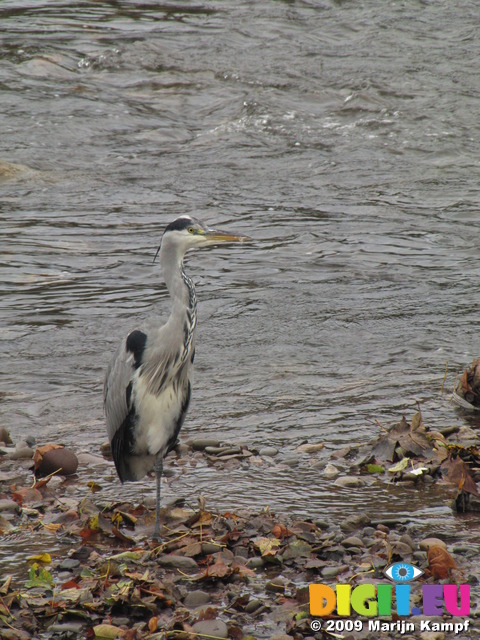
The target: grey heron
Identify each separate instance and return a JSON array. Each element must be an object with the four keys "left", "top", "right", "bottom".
[{"left": 104, "top": 215, "right": 251, "bottom": 539}]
